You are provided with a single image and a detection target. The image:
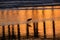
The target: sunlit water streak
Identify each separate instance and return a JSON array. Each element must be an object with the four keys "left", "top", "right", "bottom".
[{"left": 0, "top": 6, "right": 60, "bottom": 39}]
